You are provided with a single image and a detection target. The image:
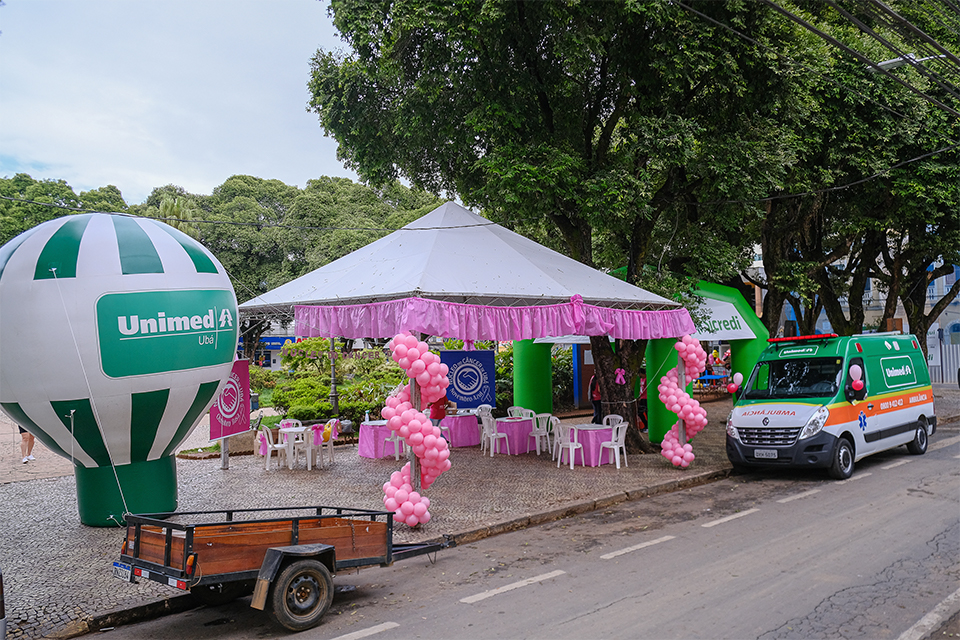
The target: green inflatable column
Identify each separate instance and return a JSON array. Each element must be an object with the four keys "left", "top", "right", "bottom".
[
  {"left": 645, "top": 338, "right": 690, "bottom": 443},
  {"left": 512, "top": 340, "right": 553, "bottom": 414},
  {"left": 75, "top": 456, "right": 178, "bottom": 526}
]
